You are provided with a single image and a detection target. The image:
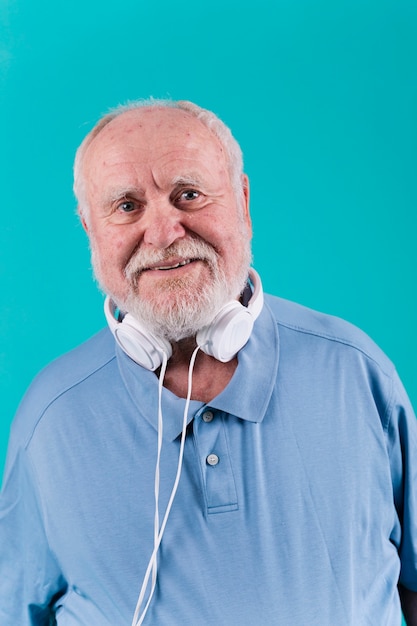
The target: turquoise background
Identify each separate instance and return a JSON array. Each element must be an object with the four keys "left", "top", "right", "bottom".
[
  {"left": 1, "top": 0, "right": 416, "bottom": 490},
  {"left": 0, "top": 3, "right": 415, "bottom": 622}
]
